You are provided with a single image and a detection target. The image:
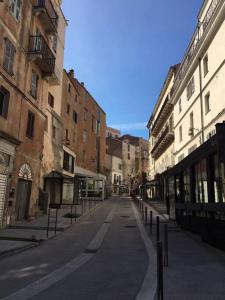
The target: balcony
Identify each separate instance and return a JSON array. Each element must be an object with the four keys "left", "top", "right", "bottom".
[
  {"left": 151, "top": 125, "right": 174, "bottom": 159},
  {"left": 28, "top": 35, "right": 55, "bottom": 75},
  {"left": 151, "top": 95, "right": 173, "bottom": 137},
  {"left": 33, "top": 0, "right": 58, "bottom": 34},
  {"left": 47, "top": 63, "right": 61, "bottom": 85},
  {"left": 172, "top": 0, "right": 221, "bottom": 96}
]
